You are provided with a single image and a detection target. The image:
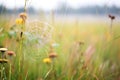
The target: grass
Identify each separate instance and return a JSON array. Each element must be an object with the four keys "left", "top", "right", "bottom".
[{"left": 0, "top": 12, "right": 120, "bottom": 80}]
